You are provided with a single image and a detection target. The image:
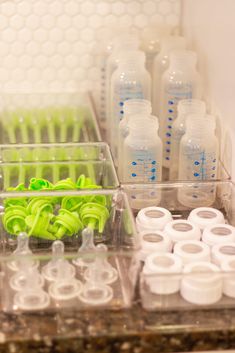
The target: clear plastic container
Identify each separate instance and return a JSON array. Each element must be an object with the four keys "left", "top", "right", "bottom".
[
  {"left": 110, "top": 51, "right": 151, "bottom": 162},
  {"left": 105, "top": 34, "right": 139, "bottom": 142},
  {"left": 122, "top": 115, "right": 162, "bottom": 184},
  {"left": 178, "top": 115, "right": 218, "bottom": 207},
  {"left": 169, "top": 99, "right": 206, "bottom": 180},
  {"left": 159, "top": 50, "right": 202, "bottom": 169},
  {"left": 152, "top": 36, "right": 186, "bottom": 118},
  {"left": 117, "top": 99, "right": 152, "bottom": 181},
  {"left": 0, "top": 92, "right": 101, "bottom": 144}
]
